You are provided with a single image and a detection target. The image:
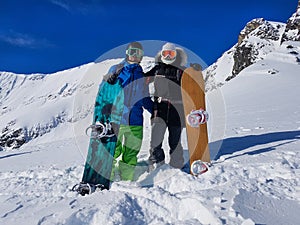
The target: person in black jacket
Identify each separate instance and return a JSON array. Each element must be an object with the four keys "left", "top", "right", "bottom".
[{"left": 145, "top": 42, "right": 187, "bottom": 171}]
